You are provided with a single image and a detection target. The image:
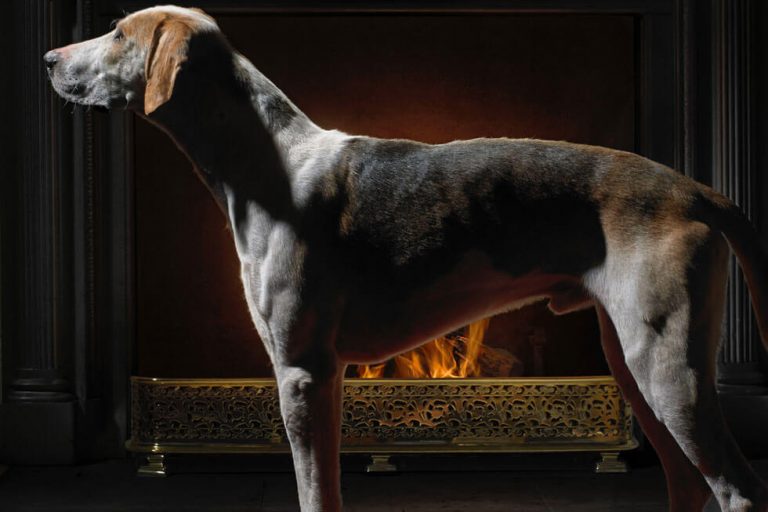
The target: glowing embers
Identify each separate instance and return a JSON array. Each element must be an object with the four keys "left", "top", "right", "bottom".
[{"left": 356, "top": 318, "right": 524, "bottom": 379}]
